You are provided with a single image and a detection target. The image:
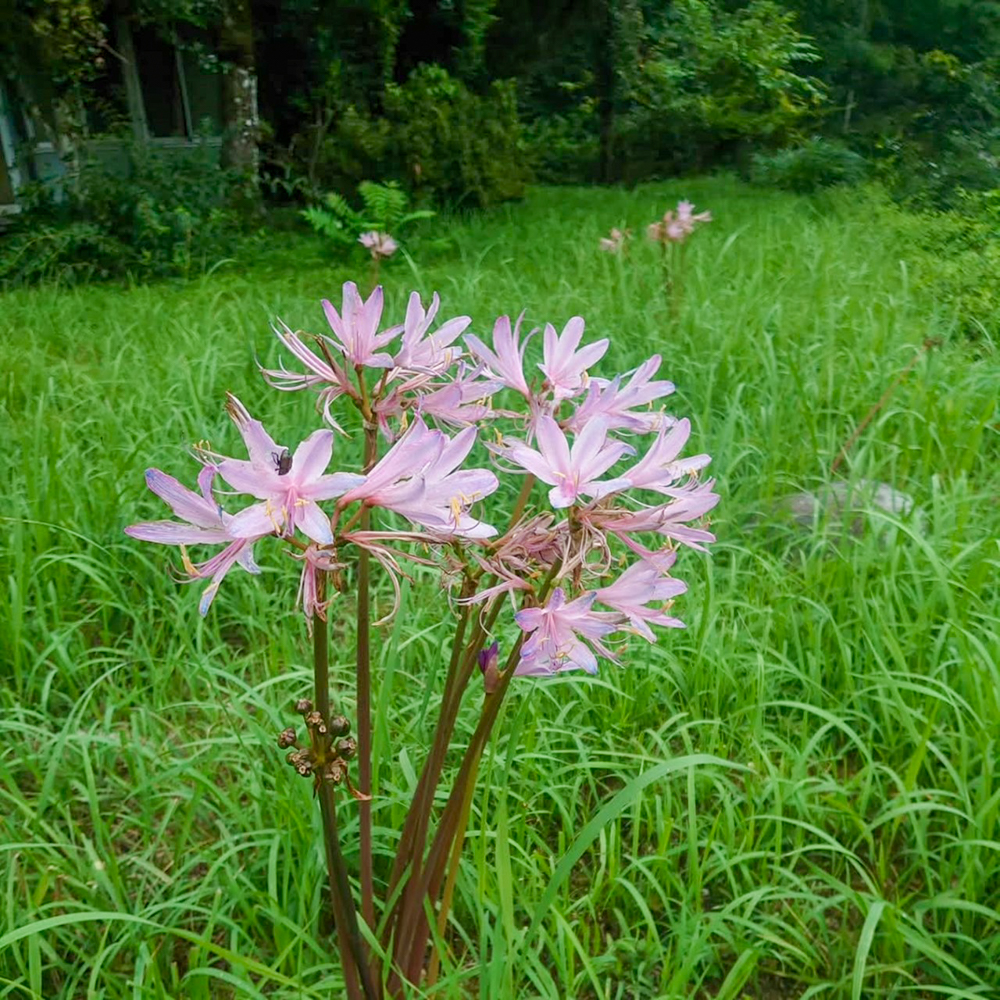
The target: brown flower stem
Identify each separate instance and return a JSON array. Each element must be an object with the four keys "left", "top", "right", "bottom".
[
  {"left": 398, "top": 636, "right": 525, "bottom": 986},
  {"left": 424, "top": 748, "right": 481, "bottom": 990},
  {"left": 384, "top": 594, "right": 475, "bottom": 908},
  {"left": 312, "top": 584, "right": 376, "bottom": 1000}
]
